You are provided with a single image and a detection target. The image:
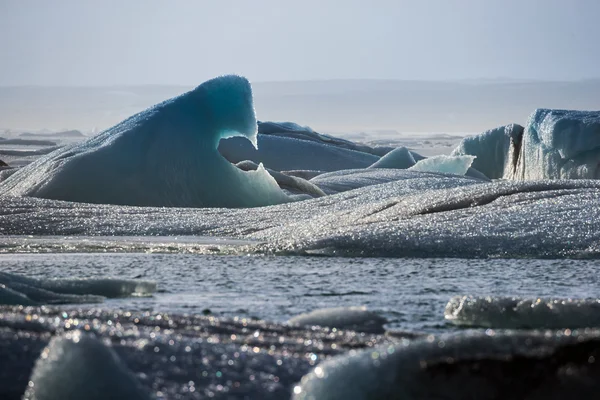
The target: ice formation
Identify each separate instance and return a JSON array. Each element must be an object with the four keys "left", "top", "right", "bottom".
[
  {"left": 23, "top": 331, "right": 150, "bottom": 400},
  {"left": 368, "top": 146, "right": 416, "bottom": 169},
  {"left": 219, "top": 134, "right": 378, "bottom": 172},
  {"left": 309, "top": 168, "right": 480, "bottom": 195},
  {"left": 508, "top": 108, "right": 600, "bottom": 180},
  {"left": 0, "top": 75, "right": 290, "bottom": 208},
  {"left": 453, "top": 110, "right": 600, "bottom": 180},
  {"left": 288, "top": 306, "right": 387, "bottom": 333},
  {"left": 2, "top": 178, "right": 600, "bottom": 258},
  {"left": 408, "top": 154, "right": 476, "bottom": 175},
  {"left": 445, "top": 295, "right": 600, "bottom": 329},
  {"left": 0, "top": 307, "right": 397, "bottom": 400},
  {"left": 294, "top": 330, "right": 600, "bottom": 399},
  {"left": 0, "top": 271, "right": 156, "bottom": 305},
  {"left": 451, "top": 124, "right": 524, "bottom": 179}
]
